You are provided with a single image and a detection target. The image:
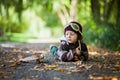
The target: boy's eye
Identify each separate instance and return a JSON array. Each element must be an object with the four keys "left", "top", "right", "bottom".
[
  {"left": 65, "top": 33, "right": 69, "bottom": 35},
  {"left": 66, "top": 33, "right": 74, "bottom": 36}
]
